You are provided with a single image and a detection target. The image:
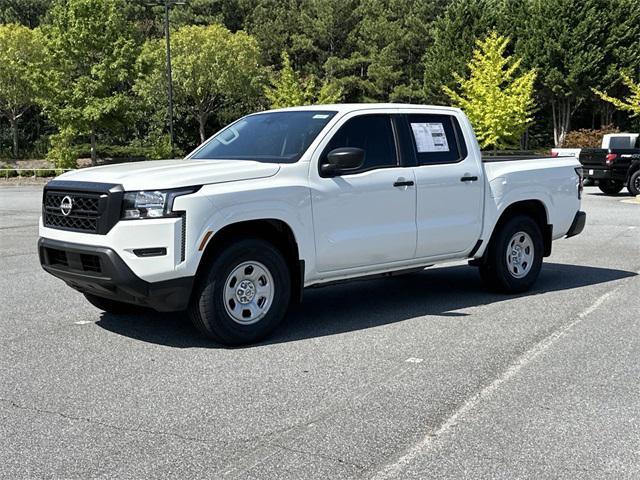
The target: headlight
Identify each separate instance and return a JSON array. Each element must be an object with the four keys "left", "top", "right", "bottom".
[{"left": 122, "top": 187, "right": 199, "bottom": 219}]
